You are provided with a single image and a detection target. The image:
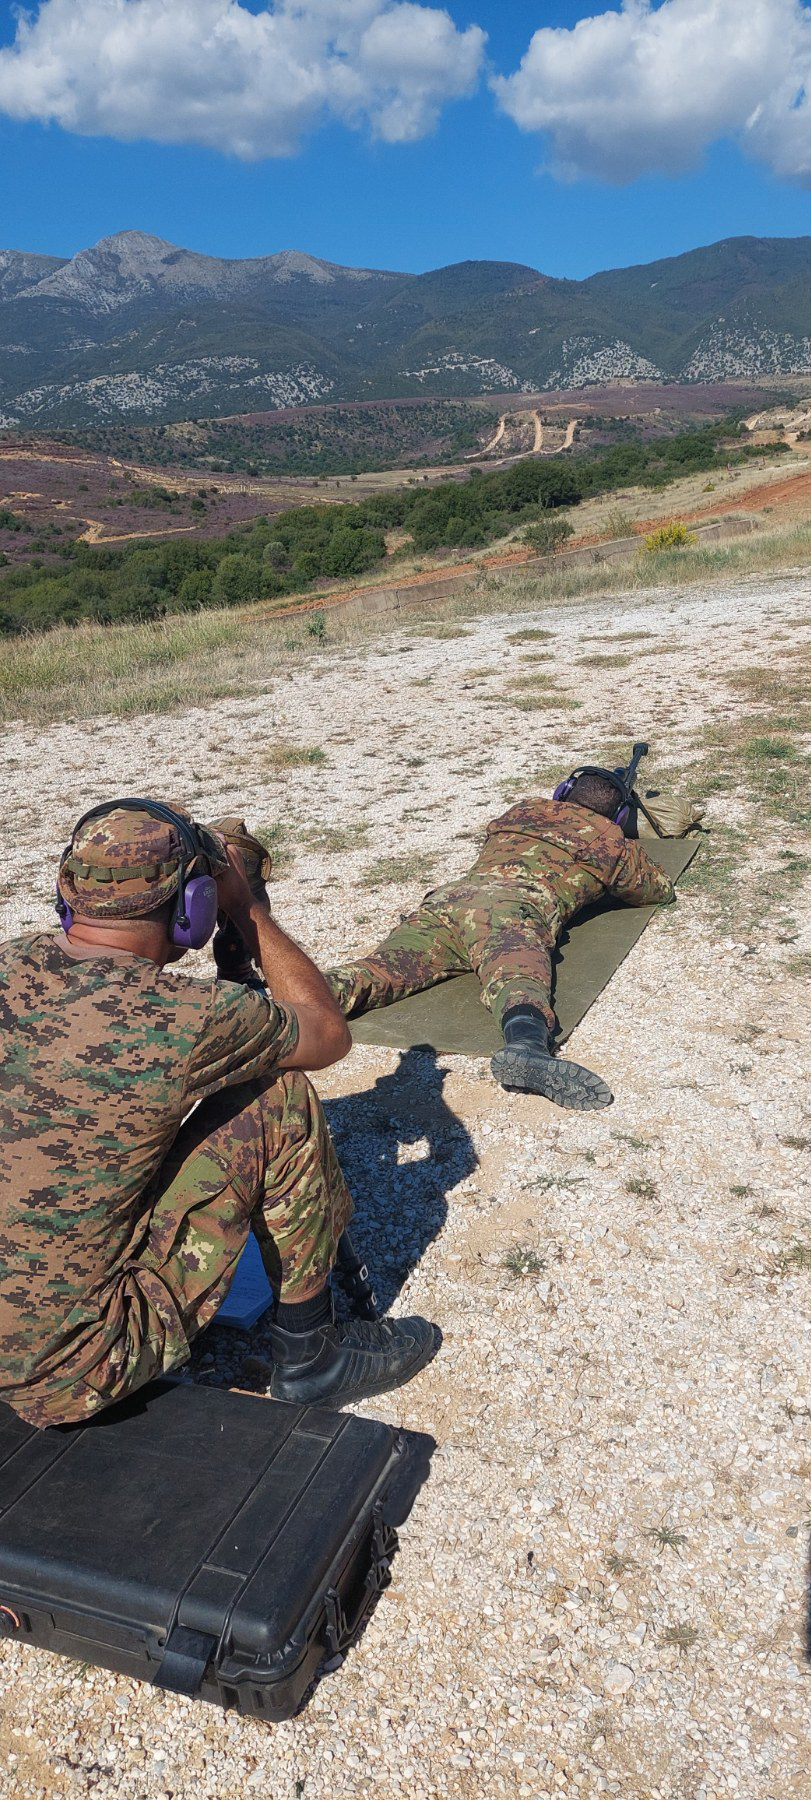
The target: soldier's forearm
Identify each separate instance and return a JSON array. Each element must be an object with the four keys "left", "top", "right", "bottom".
[{"left": 235, "top": 897, "right": 344, "bottom": 1018}]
